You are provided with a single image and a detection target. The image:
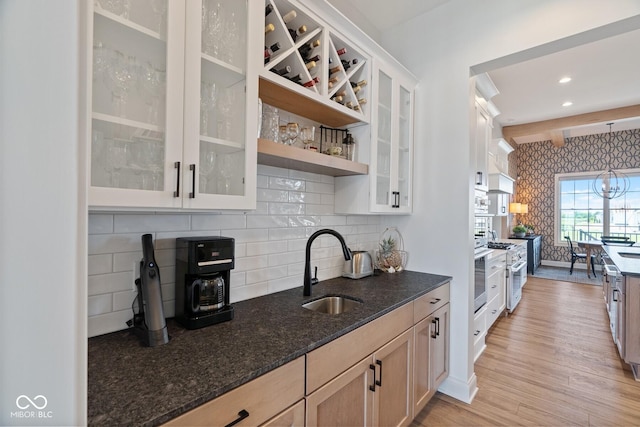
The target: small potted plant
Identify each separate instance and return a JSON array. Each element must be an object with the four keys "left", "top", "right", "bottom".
[
  {"left": 525, "top": 224, "right": 535, "bottom": 235},
  {"left": 513, "top": 225, "right": 527, "bottom": 238}
]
